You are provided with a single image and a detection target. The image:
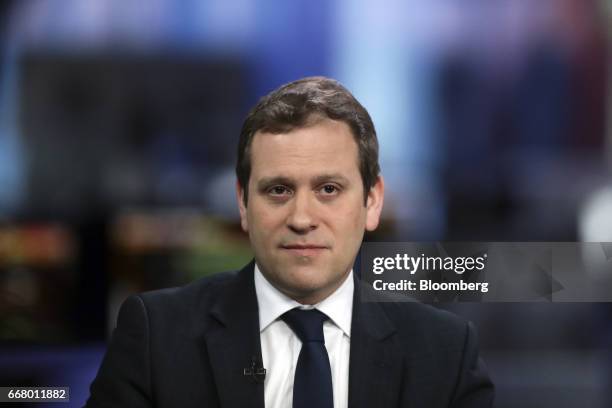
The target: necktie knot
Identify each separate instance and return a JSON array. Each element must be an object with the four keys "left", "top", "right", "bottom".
[{"left": 281, "top": 308, "right": 328, "bottom": 343}]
